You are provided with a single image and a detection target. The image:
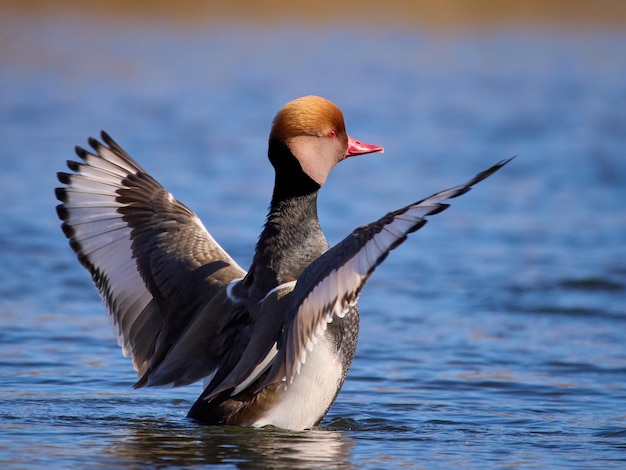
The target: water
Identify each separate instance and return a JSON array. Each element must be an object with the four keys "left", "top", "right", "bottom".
[{"left": 1, "top": 10, "right": 625, "bottom": 469}]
